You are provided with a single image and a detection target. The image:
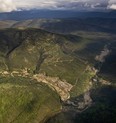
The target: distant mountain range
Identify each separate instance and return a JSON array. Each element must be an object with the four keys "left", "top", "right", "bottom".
[
  {"left": 0, "top": 18, "right": 116, "bottom": 34},
  {"left": 0, "top": 9, "right": 116, "bottom": 20}
]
